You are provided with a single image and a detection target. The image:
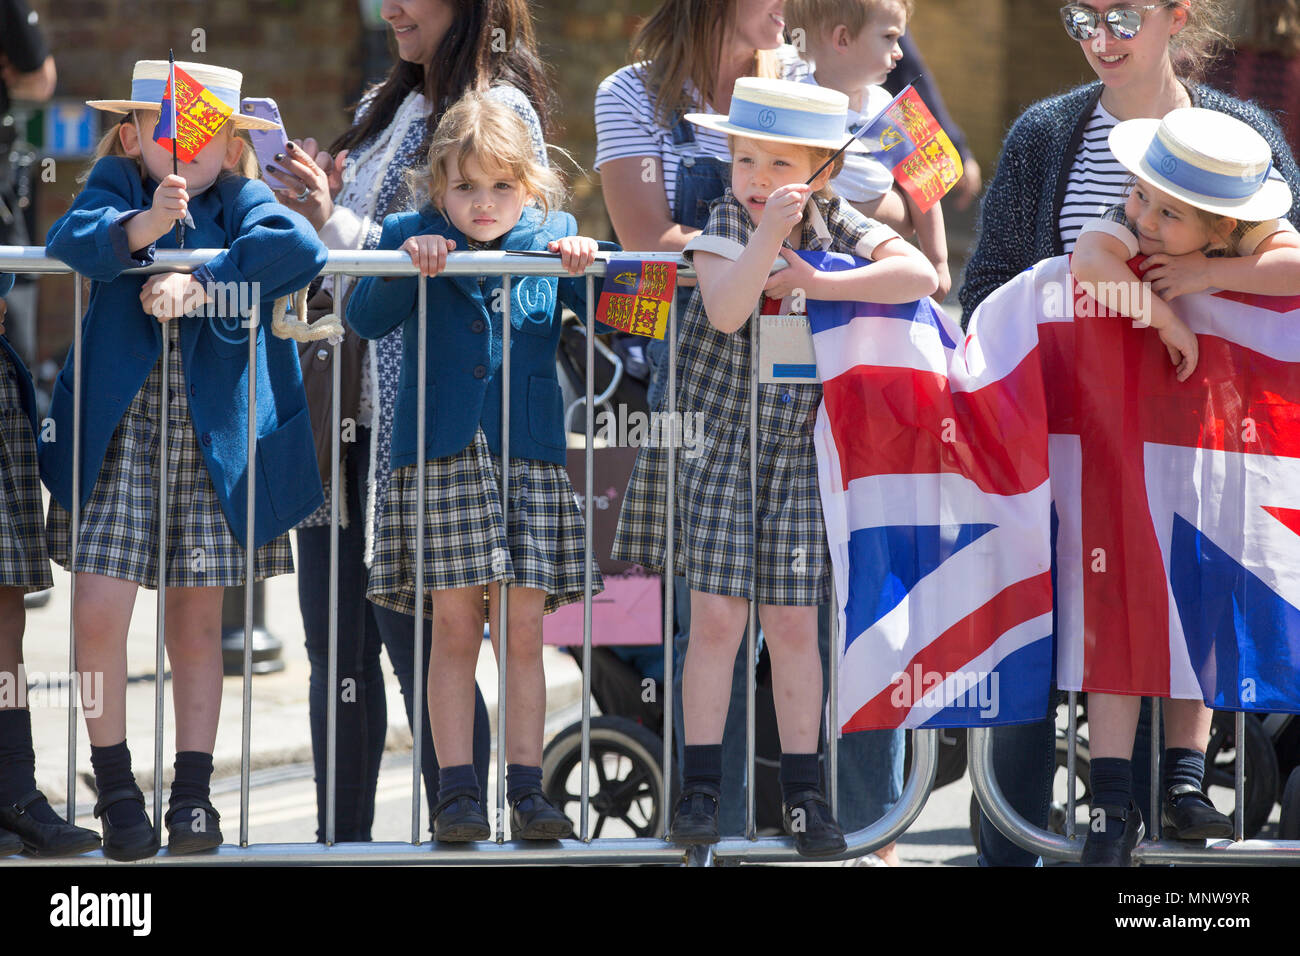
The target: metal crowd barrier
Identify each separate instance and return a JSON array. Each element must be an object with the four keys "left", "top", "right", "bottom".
[
  {"left": 969, "top": 693, "right": 1300, "bottom": 865},
  {"left": 0, "top": 246, "right": 937, "bottom": 866}
]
